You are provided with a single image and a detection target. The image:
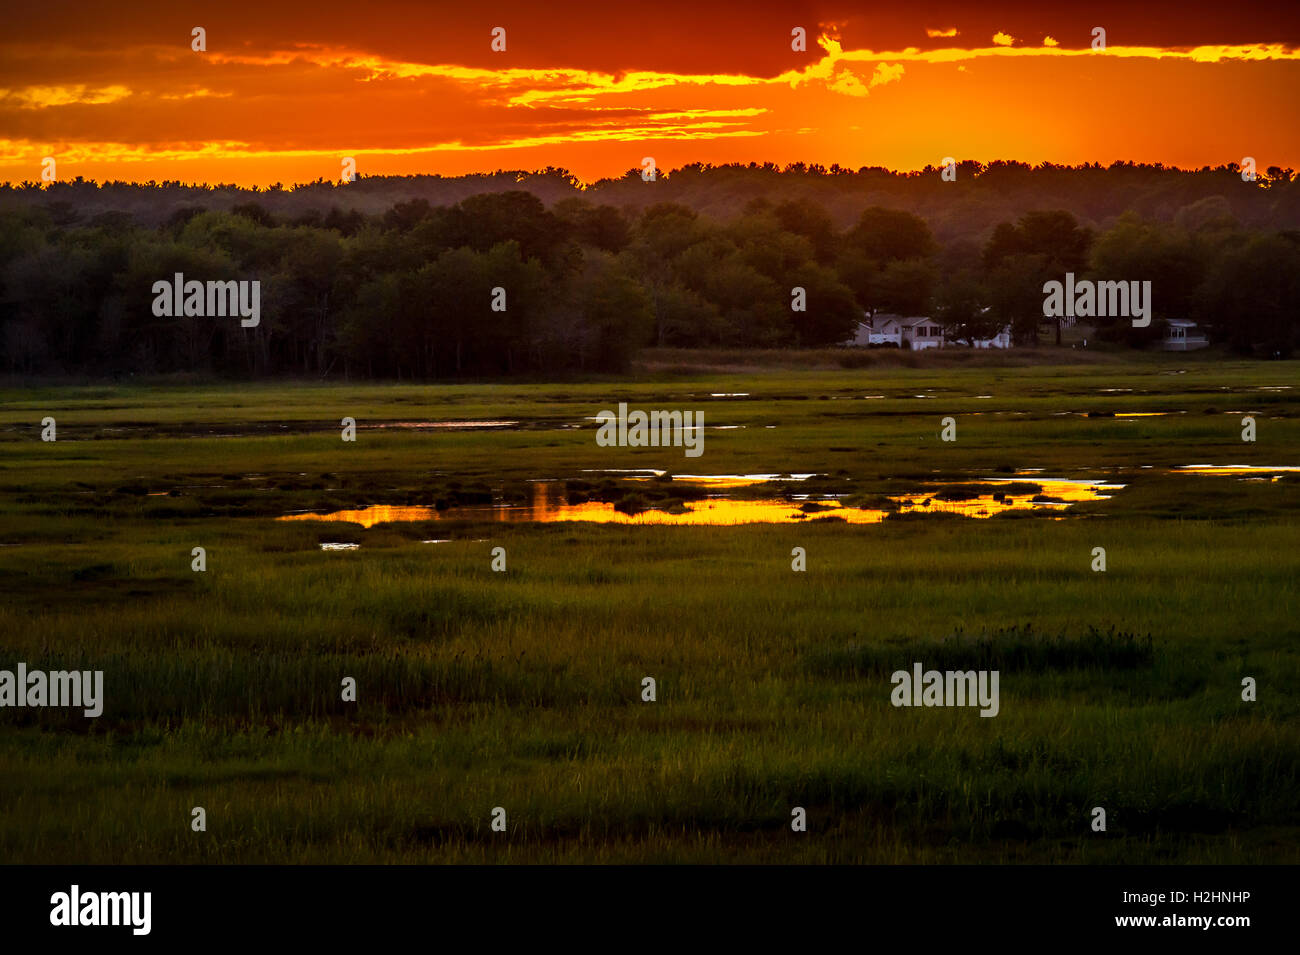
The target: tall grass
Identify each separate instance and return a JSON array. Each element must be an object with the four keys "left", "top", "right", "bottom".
[{"left": 0, "top": 364, "right": 1296, "bottom": 862}]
